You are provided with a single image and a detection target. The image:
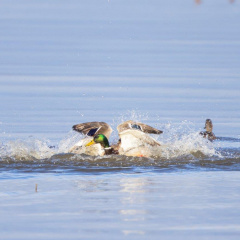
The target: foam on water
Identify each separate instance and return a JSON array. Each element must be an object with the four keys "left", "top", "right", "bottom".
[
  {"left": 152, "top": 120, "right": 219, "bottom": 159},
  {"left": 0, "top": 137, "right": 55, "bottom": 160},
  {"left": 0, "top": 120, "right": 239, "bottom": 168}
]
